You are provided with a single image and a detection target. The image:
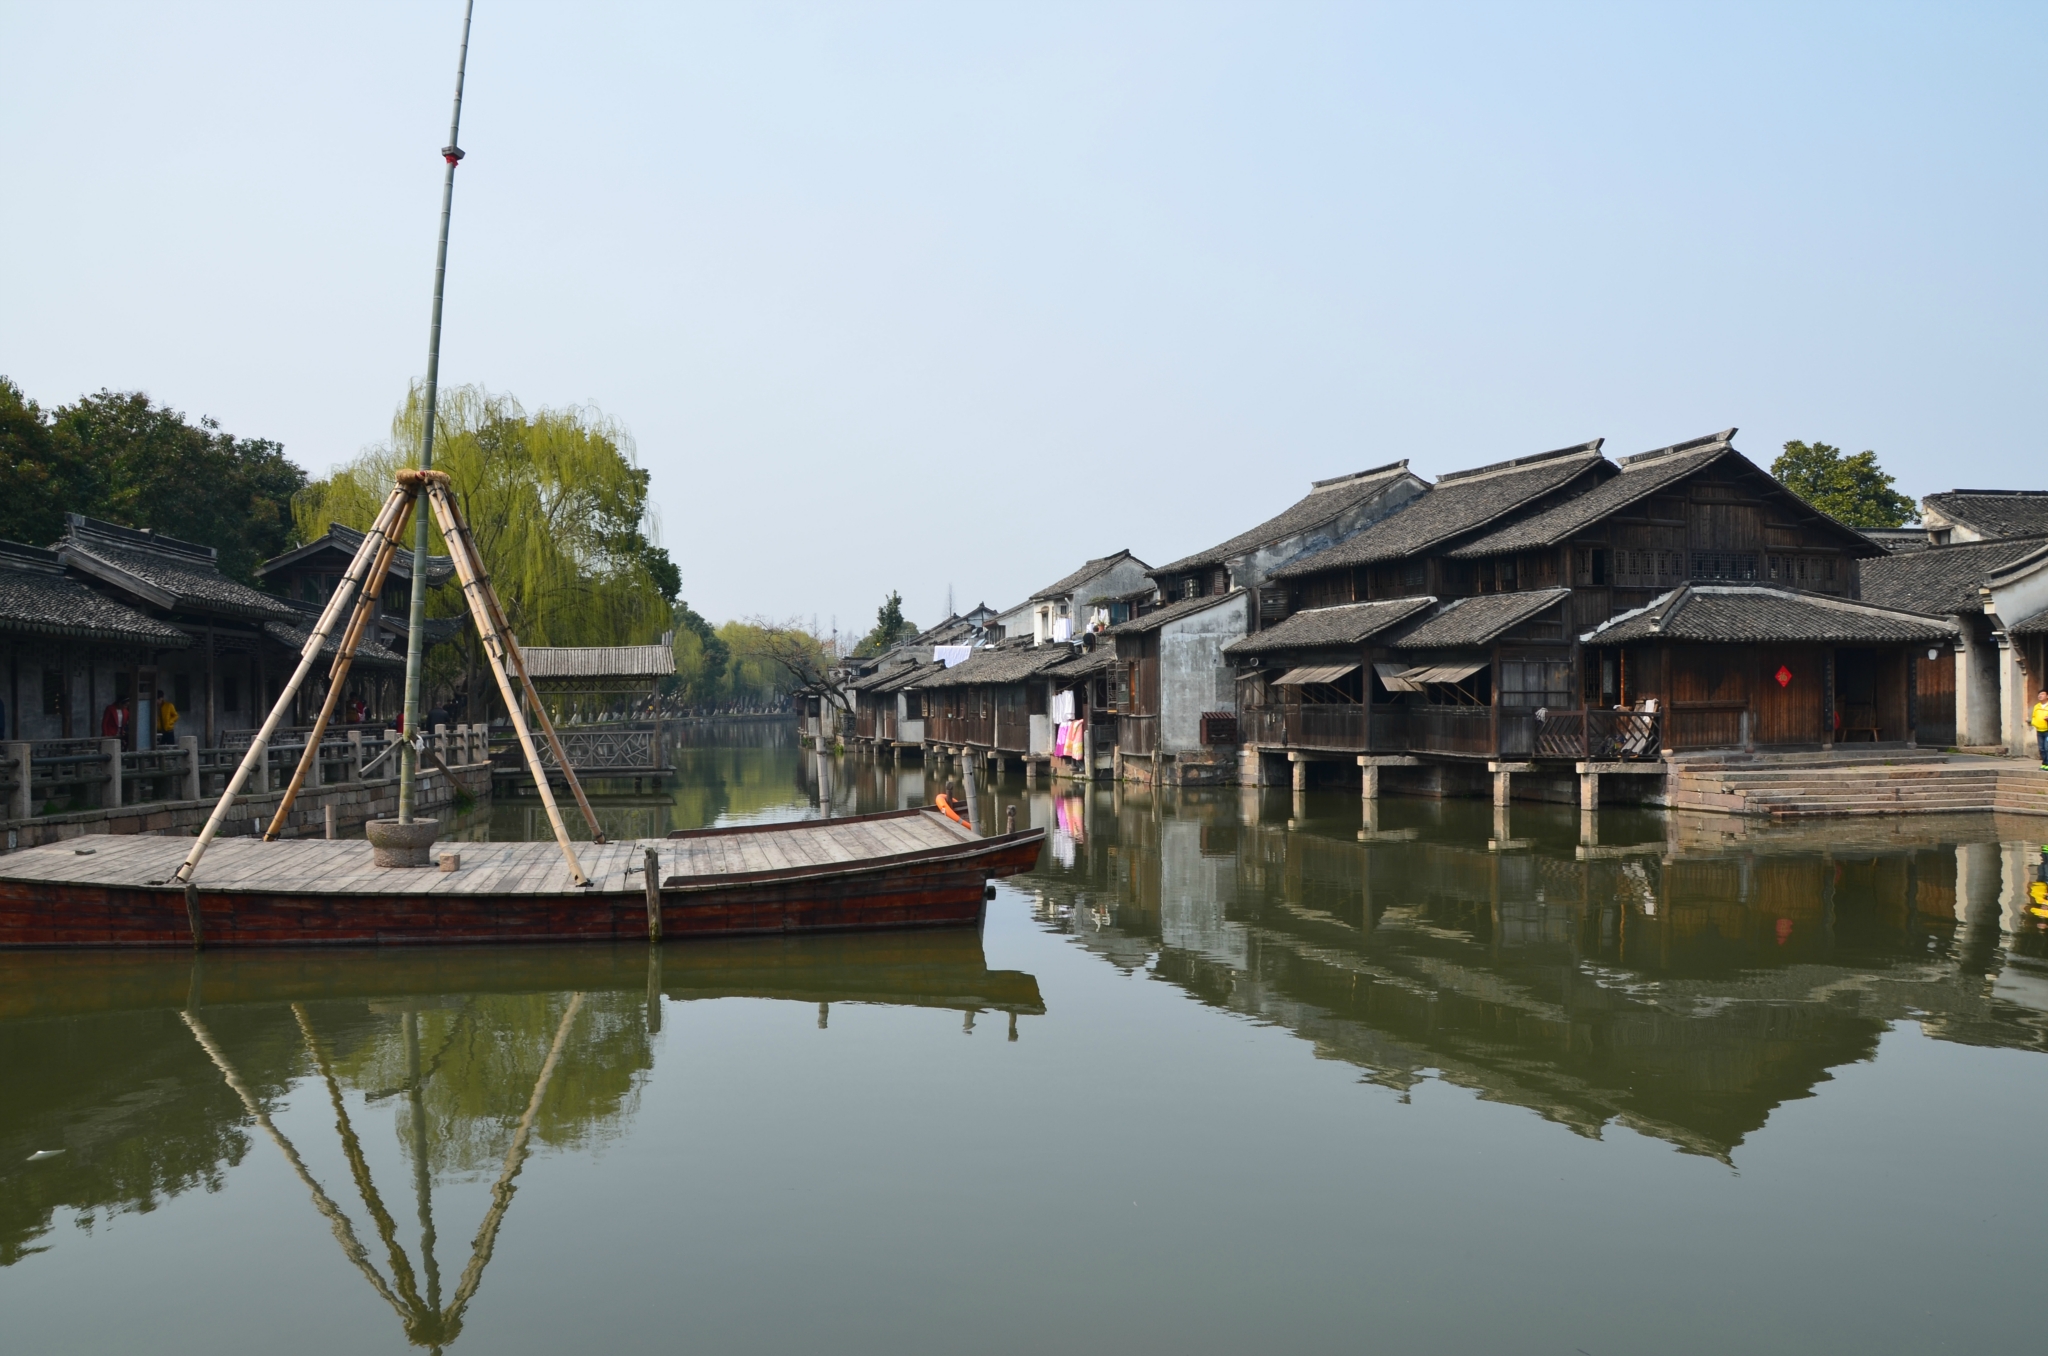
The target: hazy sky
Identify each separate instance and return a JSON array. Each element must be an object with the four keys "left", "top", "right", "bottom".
[{"left": 4, "top": 2, "right": 2042, "bottom": 635}]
